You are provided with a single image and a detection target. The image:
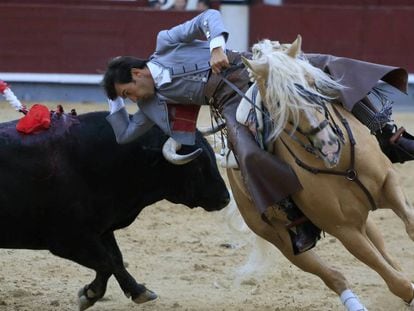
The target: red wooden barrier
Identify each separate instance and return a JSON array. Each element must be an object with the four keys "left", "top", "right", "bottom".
[
  {"left": 284, "top": 0, "right": 414, "bottom": 6},
  {"left": 0, "top": 2, "right": 198, "bottom": 73},
  {"left": 250, "top": 4, "right": 414, "bottom": 71},
  {"left": 1, "top": 1, "right": 414, "bottom": 73}
]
